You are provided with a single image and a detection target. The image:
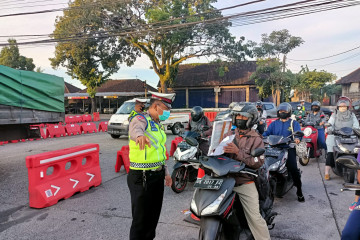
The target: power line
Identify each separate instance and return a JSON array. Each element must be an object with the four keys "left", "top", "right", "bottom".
[
  {"left": 288, "top": 44, "right": 360, "bottom": 61},
  {"left": 1, "top": 0, "right": 358, "bottom": 46},
  {"left": 0, "top": 1, "right": 68, "bottom": 11}
]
